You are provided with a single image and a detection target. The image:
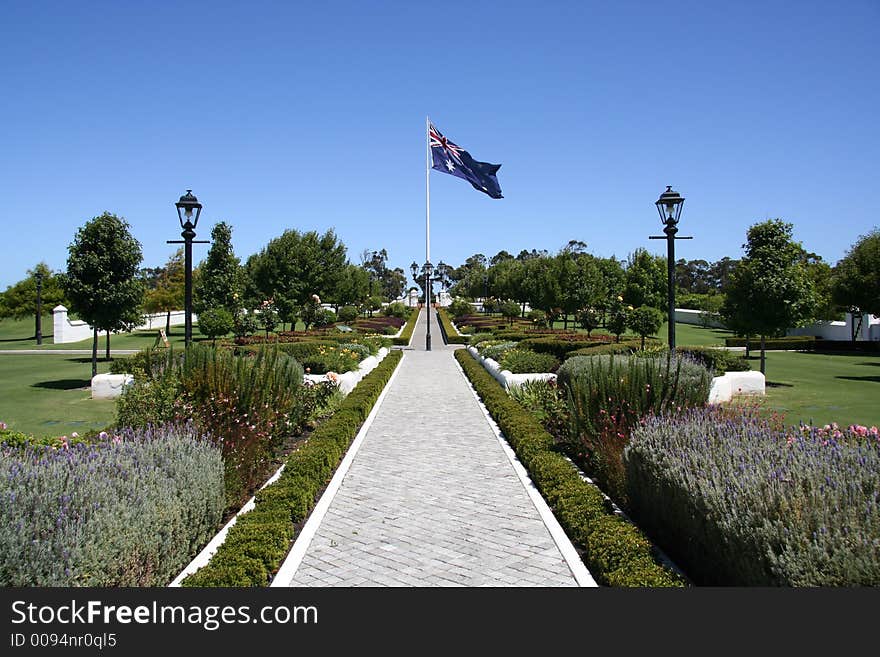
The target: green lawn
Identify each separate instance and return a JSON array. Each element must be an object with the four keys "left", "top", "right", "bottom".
[
  {"left": 0, "top": 354, "right": 117, "bottom": 437},
  {"left": 548, "top": 318, "right": 734, "bottom": 347},
  {"left": 756, "top": 350, "right": 880, "bottom": 429}
]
